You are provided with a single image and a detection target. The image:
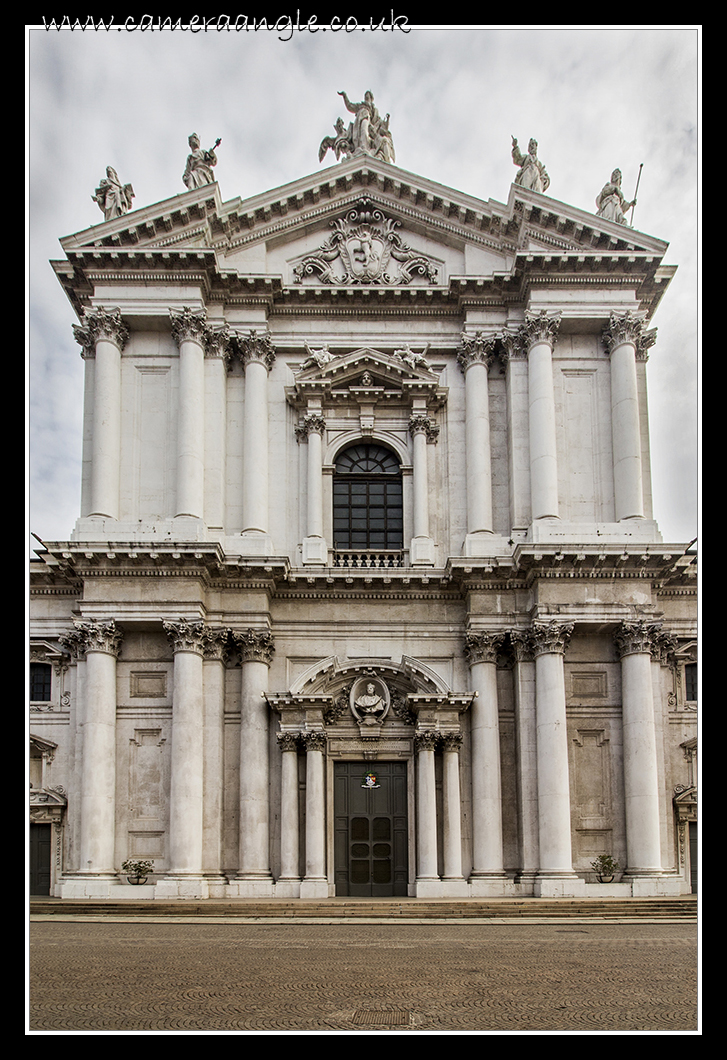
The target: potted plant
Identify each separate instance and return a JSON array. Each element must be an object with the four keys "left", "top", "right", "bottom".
[
  {"left": 122, "top": 858, "right": 154, "bottom": 885},
  {"left": 591, "top": 854, "right": 620, "bottom": 883}
]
